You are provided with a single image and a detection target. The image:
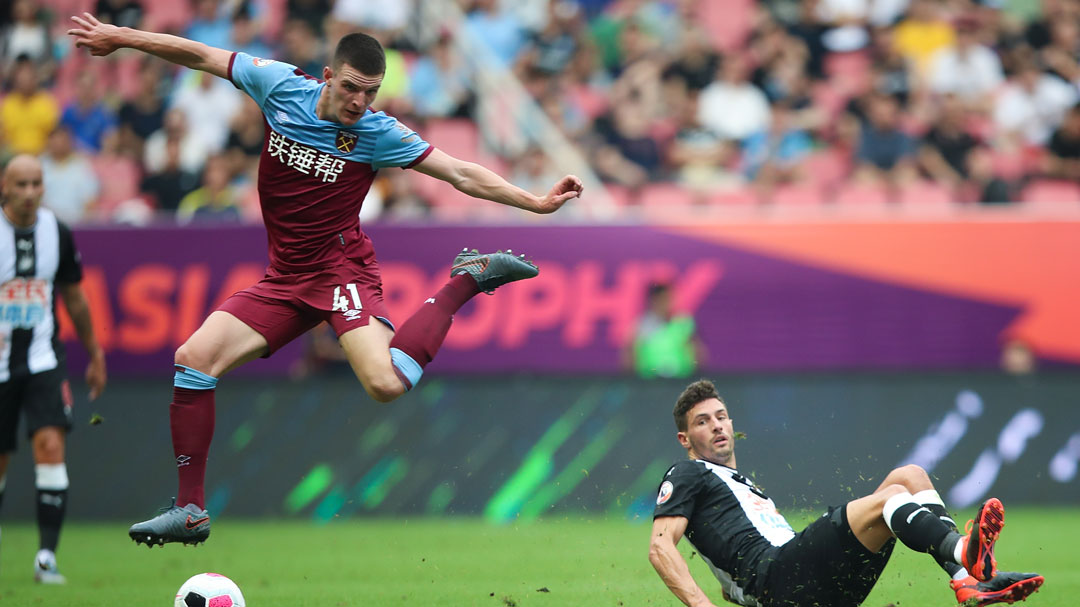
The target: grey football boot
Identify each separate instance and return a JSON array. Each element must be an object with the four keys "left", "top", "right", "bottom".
[
  {"left": 128, "top": 498, "right": 210, "bottom": 547},
  {"left": 450, "top": 248, "right": 539, "bottom": 294}
]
